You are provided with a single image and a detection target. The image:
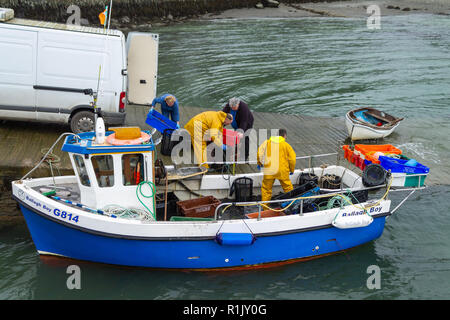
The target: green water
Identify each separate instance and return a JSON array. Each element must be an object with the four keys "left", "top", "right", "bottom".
[{"left": 1, "top": 14, "right": 450, "bottom": 300}]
